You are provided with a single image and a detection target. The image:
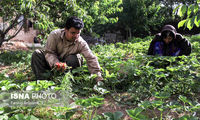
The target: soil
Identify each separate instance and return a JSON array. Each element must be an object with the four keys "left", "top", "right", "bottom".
[
  {"left": 97, "top": 95, "right": 133, "bottom": 120},
  {"left": 0, "top": 28, "right": 38, "bottom": 51}
]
